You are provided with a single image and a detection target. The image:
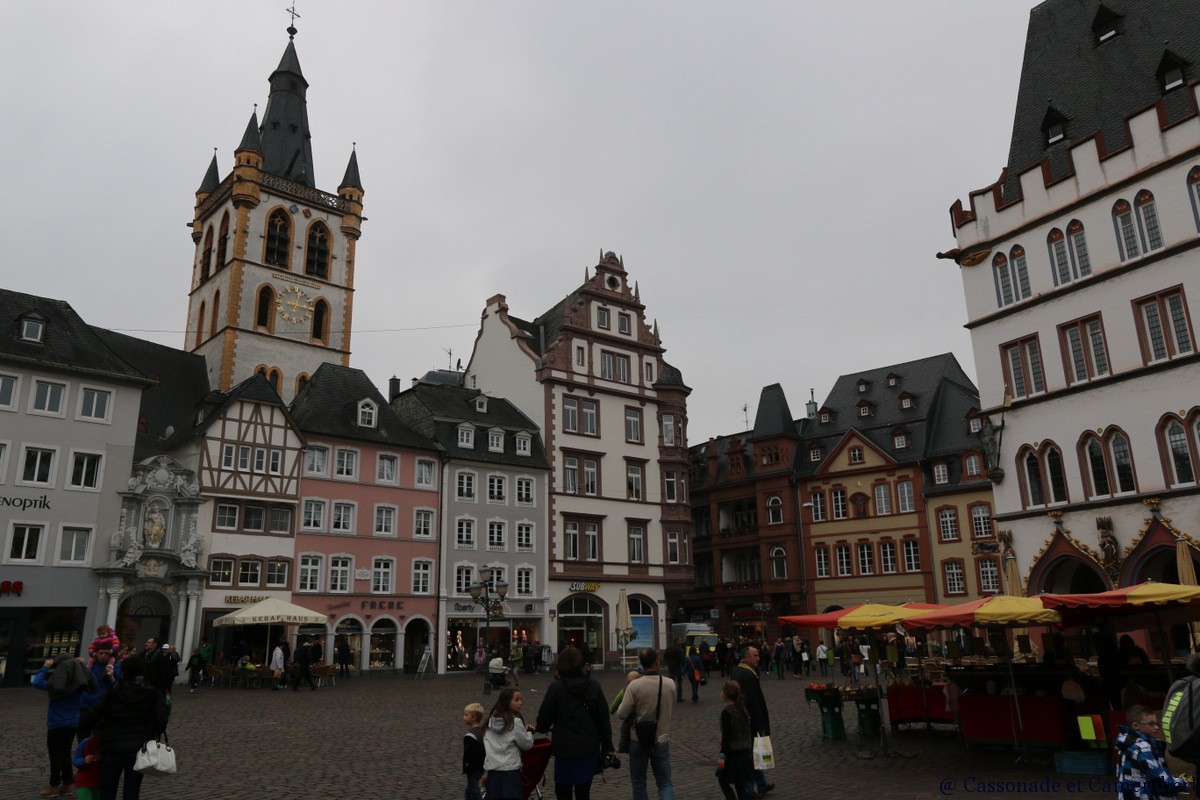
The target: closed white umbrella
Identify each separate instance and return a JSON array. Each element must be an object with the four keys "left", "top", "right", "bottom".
[{"left": 615, "top": 590, "right": 635, "bottom": 663}]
